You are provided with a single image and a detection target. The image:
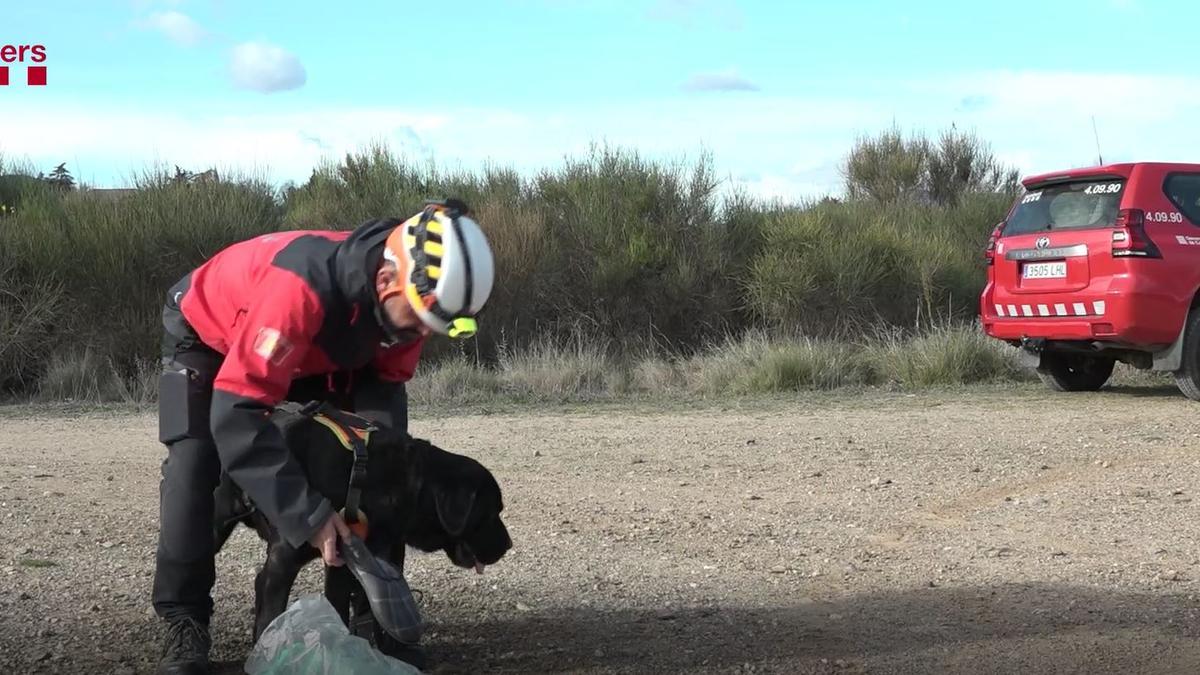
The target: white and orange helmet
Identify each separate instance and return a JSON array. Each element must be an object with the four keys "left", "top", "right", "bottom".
[{"left": 380, "top": 199, "right": 495, "bottom": 338}]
